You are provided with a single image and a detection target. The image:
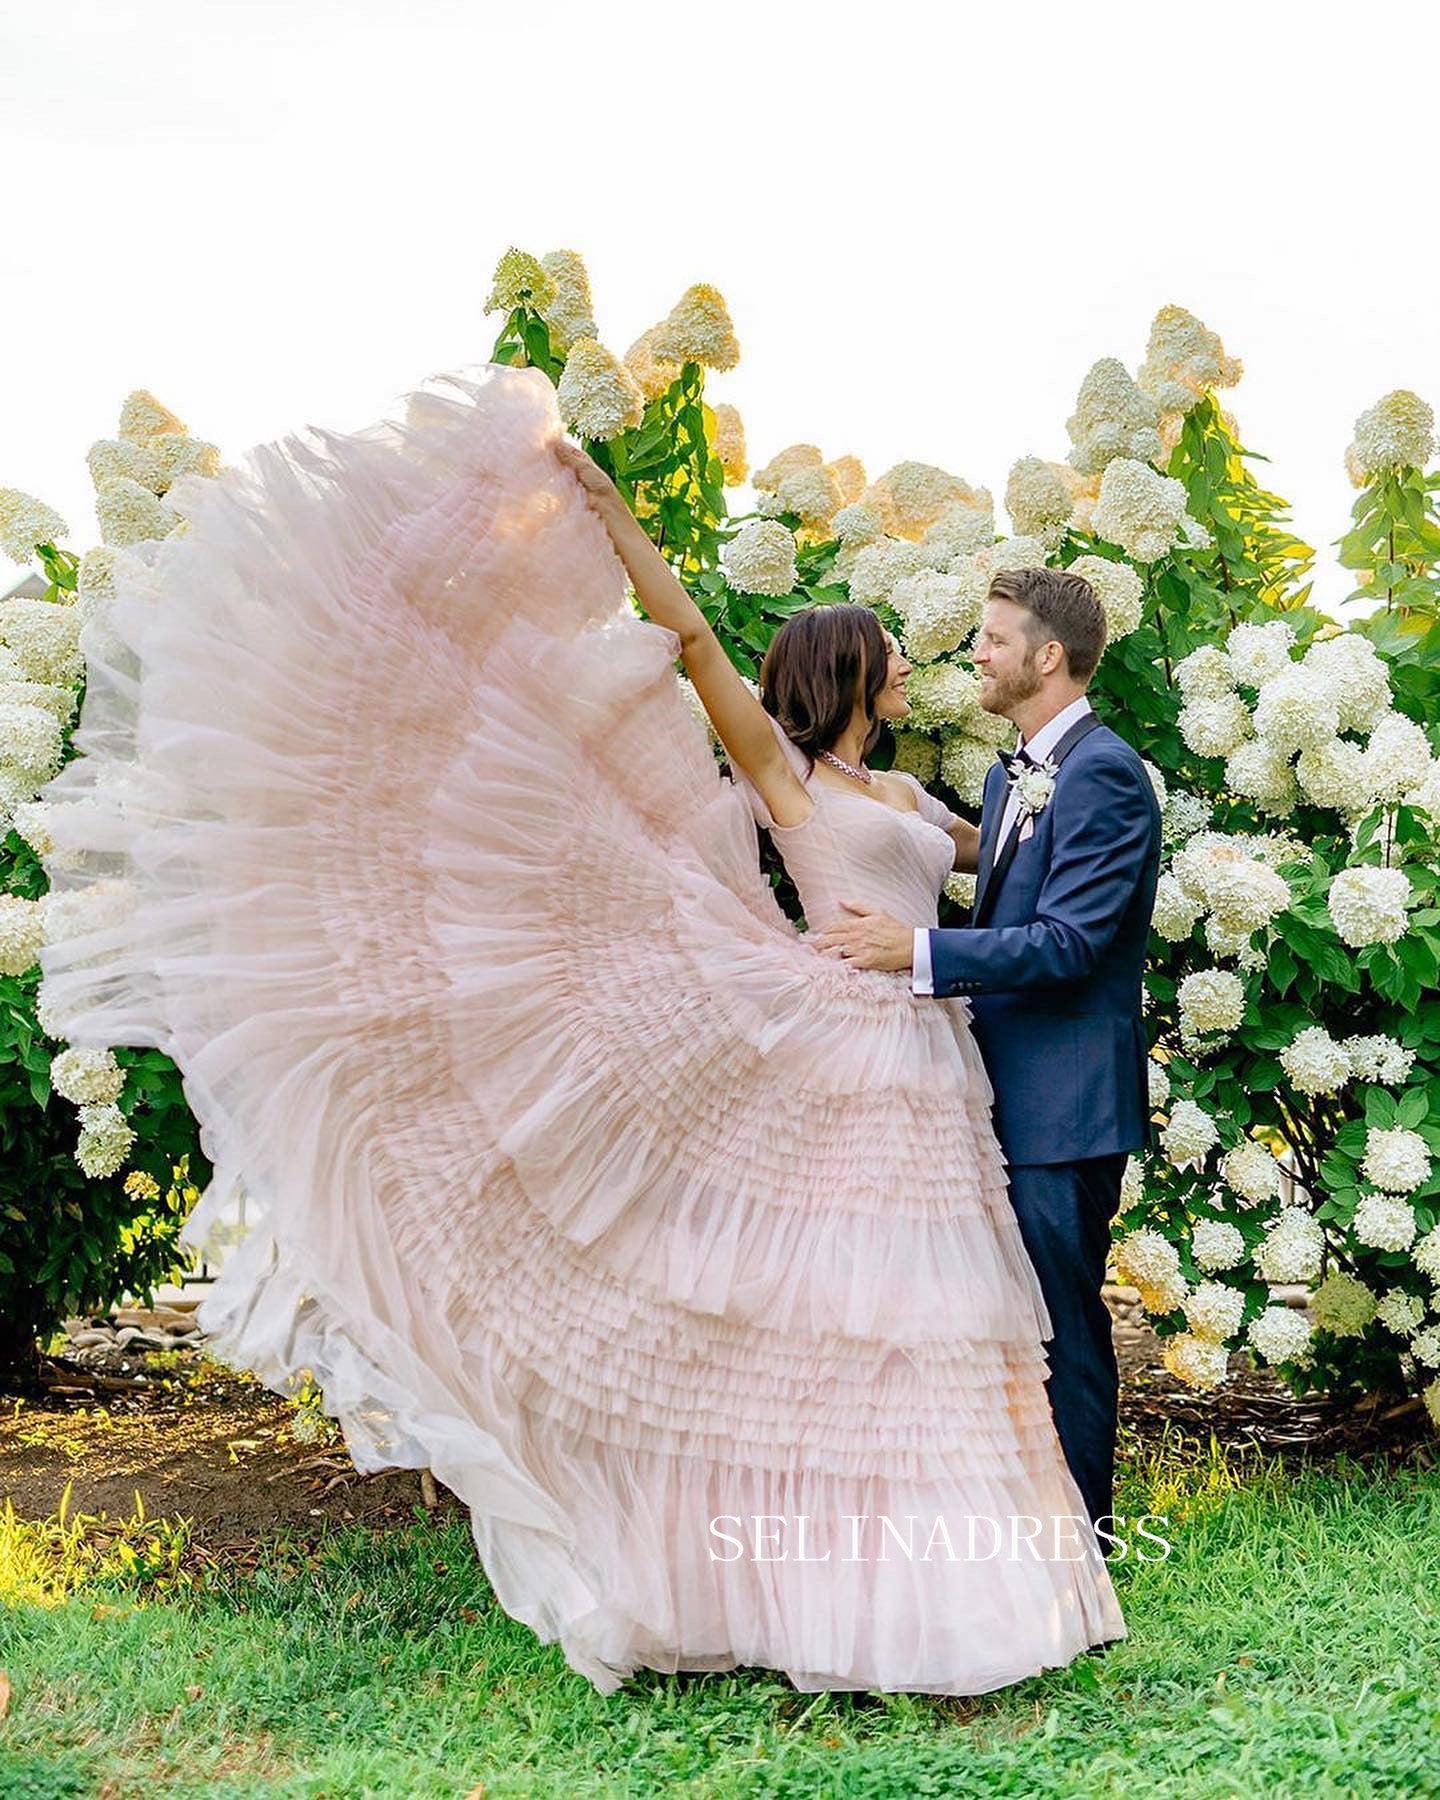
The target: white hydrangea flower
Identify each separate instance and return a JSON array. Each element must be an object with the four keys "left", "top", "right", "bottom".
[
  {"left": 0, "top": 892, "right": 46, "bottom": 976},
  {"left": 889, "top": 570, "right": 982, "bottom": 663},
  {"left": 75, "top": 1099, "right": 137, "bottom": 1180},
  {"left": 622, "top": 326, "right": 682, "bottom": 401},
  {"left": 484, "top": 246, "right": 555, "bottom": 313},
  {"left": 1344, "top": 1036, "right": 1416, "bottom": 1086},
  {"left": 826, "top": 456, "right": 867, "bottom": 507},
  {"left": 1191, "top": 1218, "right": 1247, "bottom": 1272},
  {"left": 1114, "top": 1227, "right": 1182, "bottom": 1291},
  {"left": 1247, "top": 1305, "right": 1314, "bottom": 1366},
  {"left": 1152, "top": 871, "right": 1203, "bottom": 941},
  {"left": 1171, "top": 835, "right": 1291, "bottom": 933},
  {"left": 1148, "top": 1058, "right": 1172, "bottom": 1108},
  {"left": 1327, "top": 865, "right": 1411, "bottom": 947},
  {"left": 1120, "top": 1156, "right": 1146, "bottom": 1211},
  {"left": 1301, "top": 634, "right": 1392, "bottom": 734},
  {"left": 1413, "top": 1226, "right": 1440, "bottom": 1283},
  {"left": 1409, "top": 1325, "right": 1440, "bottom": 1369},
  {"left": 117, "top": 389, "right": 186, "bottom": 443},
  {"left": 1067, "top": 553, "right": 1144, "bottom": 640},
  {"left": 1178, "top": 967, "right": 1246, "bottom": 1039},
  {"left": 943, "top": 870, "right": 978, "bottom": 908},
  {"left": 1163, "top": 790, "right": 1211, "bottom": 842},
  {"left": 0, "top": 596, "right": 85, "bottom": 687},
  {"left": 1353, "top": 1191, "right": 1418, "bottom": 1254},
  {"left": 95, "top": 477, "right": 177, "bottom": 548},
  {"left": 988, "top": 534, "right": 1050, "bottom": 574},
  {"left": 1225, "top": 619, "right": 1296, "bottom": 688},
  {"left": 1004, "top": 457, "right": 1075, "bottom": 546},
  {"left": 710, "top": 404, "right": 747, "bottom": 487},
  {"left": 752, "top": 446, "right": 824, "bottom": 496},
  {"left": 0, "top": 488, "right": 70, "bottom": 564},
  {"left": 1345, "top": 390, "right": 1436, "bottom": 484},
  {"left": 150, "top": 434, "right": 220, "bottom": 491},
  {"left": 864, "top": 463, "right": 989, "bottom": 542},
  {"left": 1253, "top": 667, "right": 1340, "bottom": 754},
  {"left": 1220, "top": 1140, "right": 1283, "bottom": 1207},
  {"left": 1361, "top": 1127, "right": 1431, "bottom": 1196},
  {"left": 1279, "top": 1026, "right": 1352, "bottom": 1098},
  {"left": 845, "top": 537, "right": 929, "bottom": 607},
  {"left": 1179, "top": 693, "right": 1253, "bottom": 760},
  {"left": 1203, "top": 917, "right": 1267, "bottom": 970},
  {"left": 1161, "top": 1098, "right": 1220, "bottom": 1170},
  {"left": 50, "top": 1046, "right": 126, "bottom": 1106},
  {"left": 537, "top": 249, "right": 597, "bottom": 352},
  {"left": 721, "top": 520, "right": 798, "bottom": 598},
  {"left": 918, "top": 502, "right": 995, "bottom": 568},
  {"left": 1400, "top": 761, "right": 1440, "bottom": 823},
  {"left": 1137, "top": 305, "right": 1243, "bottom": 415},
  {"left": 832, "top": 501, "right": 884, "bottom": 546},
  {"left": 1066, "top": 359, "right": 1164, "bottom": 477},
  {"left": 1162, "top": 1331, "right": 1229, "bottom": 1390},
  {"left": 0, "top": 699, "right": 64, "bottom": 782},
  {"left": 903, "top": 662, "right": 983, "bottom": 734},
  {"left": 1224, "top": 739, "right": 1299, "bottom": 817},
  {"left": 1364, "top": 713, "right": 1433, "bottom": 805},
  {"left": 555, "top": 338, "right": 646, "bottom": 442},
  {"left": 1175, "top": 645, "right": 1236, "bottom": 700},
  {"left": 1092, "top": 458, "right": 1209, "bottom": 563},
  {"left": 1185, "top": 1280, "right": 1246, "bottom": 1344},
  {"left": 86, "top": 436, "right": 165, "bottom": 496},
  {"left": 889, "top": 731, "right": 941, "bottom": 784},
  {"left": 1254, "top": 1208, "right": 1326, "bottom": 1283},
  {"left": 1295, "top": 738, "right": 1376, "bottom": 813},
  {"left": 938, "top": 733, "right": 996, "bottom": 806},
  {"left": 1376, "top": 1290, "right": 1426, "bottom": 1334},
  {"left": 11, "top": 797, "right": 55, "bottom": 857},
  {"left": 1311, "top": 1271, "right": 1378, "bottom": 1338},
  {"left": 650, "top": 284, "right": 740, "bottom": 371},
  {"left": 773, "top": 465, "right": 846, "bottom": 533}
]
